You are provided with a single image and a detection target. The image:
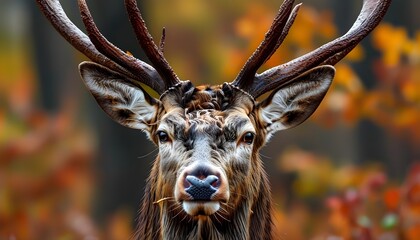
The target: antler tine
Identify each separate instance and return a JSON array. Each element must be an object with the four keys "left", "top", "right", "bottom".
[
  {"left": 77, "top": 0, "right": 166, "bottom": 93},
  {"left": 231, "top": 0, "right": 300, "bottom": 90},
  {"left": 37, "top": 0, "right": 167, "bottom": 94},
  {"left": 124, "top": 0, "right": 181, "bottom": 89},
  {"left": 36, "top": 0, "right": 134, "bottom": 78},
  {"left": 248, "top": 0, "right": 392, "bottom": 98}
]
